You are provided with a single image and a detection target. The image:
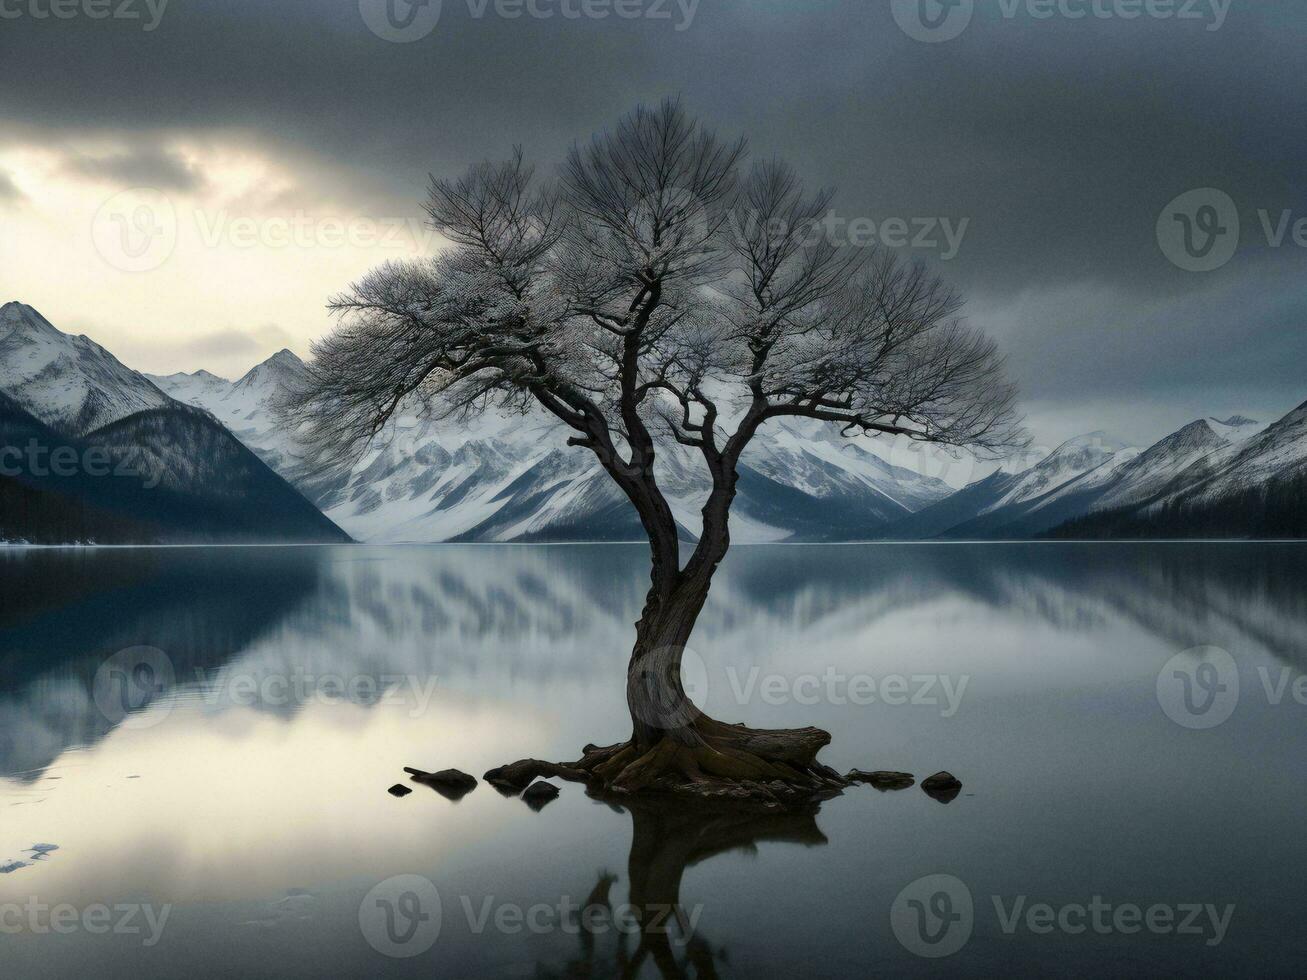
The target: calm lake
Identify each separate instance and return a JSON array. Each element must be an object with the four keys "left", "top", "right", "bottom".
[{"left": 2, "top": 543, "right": 1305, "bottom": 977}]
